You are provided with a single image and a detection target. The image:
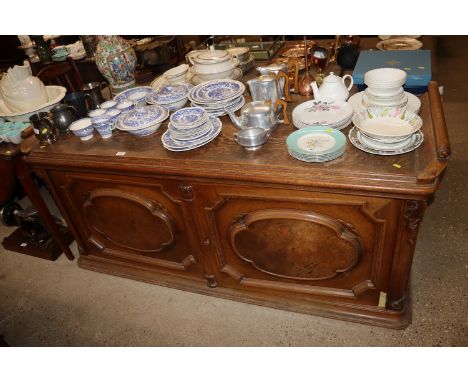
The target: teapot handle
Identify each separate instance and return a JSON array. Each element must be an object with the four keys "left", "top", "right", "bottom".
[
  {"left": 286, "top": 59, "right": 299, "bottom": 94},
  {"left": 274, "top": 98, "right": 290, "bottom": 125},
  {"left": 276, "top": 71, "right": 292, "bottom": 102},
  {"left": 342, "top": 74, "right": 354, "bottom": 91}
]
